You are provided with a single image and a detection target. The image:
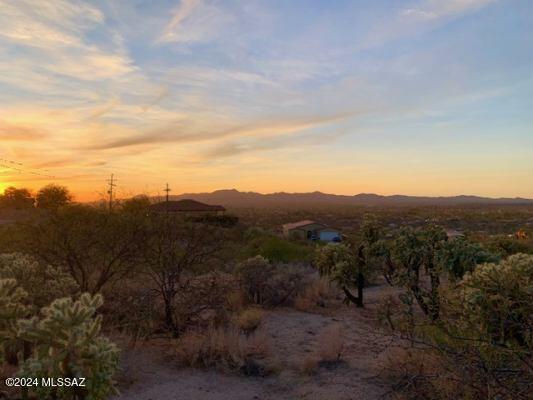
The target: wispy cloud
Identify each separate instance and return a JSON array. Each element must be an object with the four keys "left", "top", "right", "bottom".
[
  {"left": 204, "top": 128, "right": 343, "bottom": 159},
  {"left": 0, "top": 0, "right": 530, "bottom": 199},
  {"left": 158, "top": 0, "right": 232, "bottom": 44},
  {"left": 401, "top": 0, "right": 496, "bottom": 21},
  {"left": 0, "top": 0, "right": 103, "bottom": 49},
  {"left": 0, "top": 0, "right": 134, "bottom": 82},
  {"left": 0, "top": 120, "right": 47, "bottom": 141},
  {"left": 84, "top": 114, "right": 349, "bottom": 150},
  {"left": 361, "top": 0, "right": 497, "bottom": 50}
]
